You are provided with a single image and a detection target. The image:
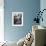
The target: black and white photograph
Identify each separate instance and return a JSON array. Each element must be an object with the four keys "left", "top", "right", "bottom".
[{"left": 12, "top": 12, "right": 23, "bottom": 26}]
